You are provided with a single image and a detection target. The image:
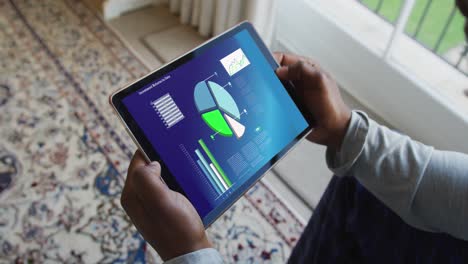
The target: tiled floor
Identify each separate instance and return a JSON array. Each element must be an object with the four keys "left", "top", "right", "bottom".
[{"left": 106, "top": 4, "right": 385, "bottom": 220}]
